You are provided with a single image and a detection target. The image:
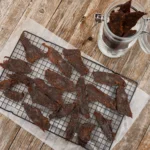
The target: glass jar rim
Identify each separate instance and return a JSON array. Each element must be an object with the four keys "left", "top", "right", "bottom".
[{"left": 104, "top": 0, "right": 146, "bottom": 41}]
